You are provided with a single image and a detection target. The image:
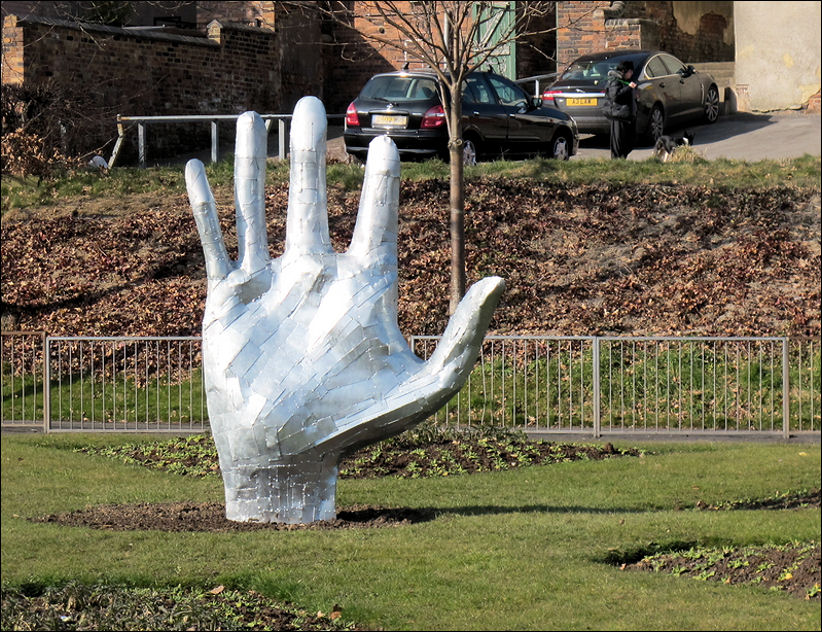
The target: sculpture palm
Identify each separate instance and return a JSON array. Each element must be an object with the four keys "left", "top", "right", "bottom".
[{"left": 185, "top": 97, "right": 504, "bottom": 523}]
